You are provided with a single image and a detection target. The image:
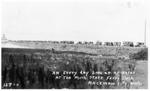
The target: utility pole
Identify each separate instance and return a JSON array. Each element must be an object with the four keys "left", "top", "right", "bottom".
[{"left": 144, "top": 19, "right": 147, "bottom": 47}]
